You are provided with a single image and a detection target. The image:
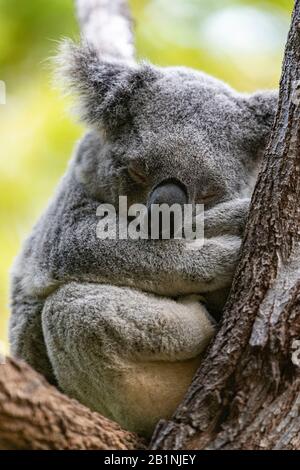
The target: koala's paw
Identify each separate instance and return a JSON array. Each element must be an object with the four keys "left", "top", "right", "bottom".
[
  {"left": 184, "top": 238, "right": 205, "bottom": 251},
  {"left": 177, "top": 294, "right": 217, "bottom": 326}
]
